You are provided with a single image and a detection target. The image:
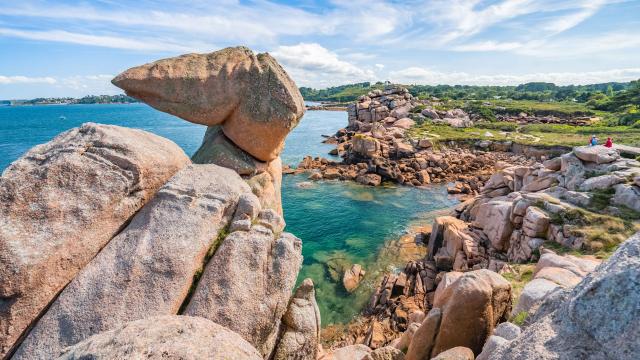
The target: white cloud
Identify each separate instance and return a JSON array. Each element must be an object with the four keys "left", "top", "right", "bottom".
[
  {"left": 0, "top": 75, "right": 56, "bottom": 85},
  {"left": 0, "top": 28, "right": 207, "bottom": 52},
  {"left": 375, "top": 64, "right": 385, "bottom": 69},
  {"left": 453, "top": 40, "right": 526, "bottom": 52},
  {"left": 388, "top": 66, "right": 640, "bottom": 85},
  {"left": 271, "top": 43, "right": 376, "bottom": 87}
]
